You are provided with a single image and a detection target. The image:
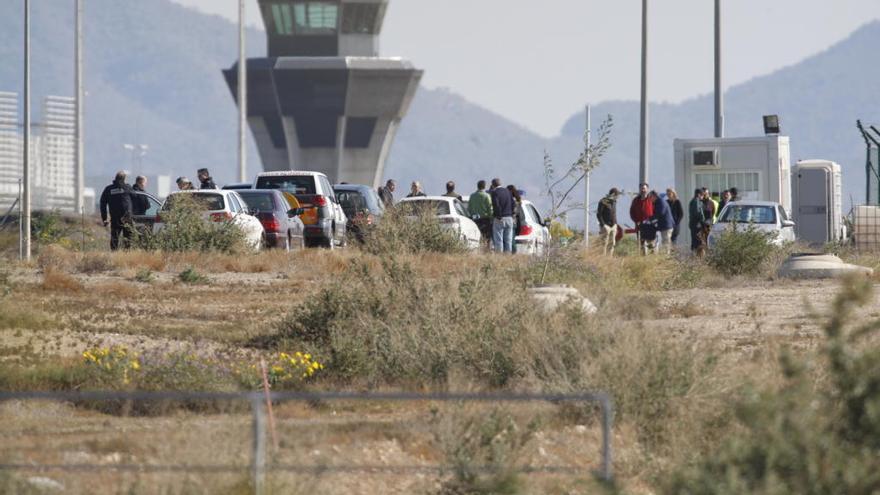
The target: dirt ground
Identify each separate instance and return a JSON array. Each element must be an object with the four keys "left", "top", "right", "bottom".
[{"left": 1, "top": 264, "right": 878, "bottom": 494}]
